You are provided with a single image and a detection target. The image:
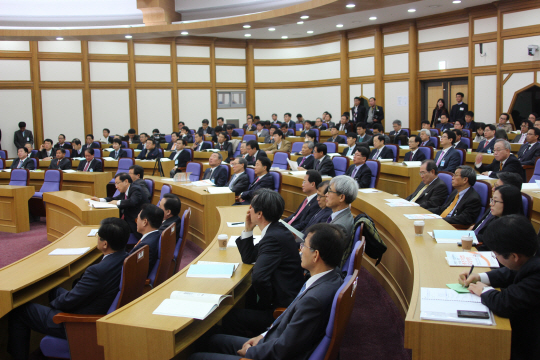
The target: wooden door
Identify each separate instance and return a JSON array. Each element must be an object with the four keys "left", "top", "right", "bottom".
[
  {"left": 449, "top": 83, "right": 468, "bottom": 108},
  {"left": 427, "top": 84, "right": 444, "bottom": 123}
]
